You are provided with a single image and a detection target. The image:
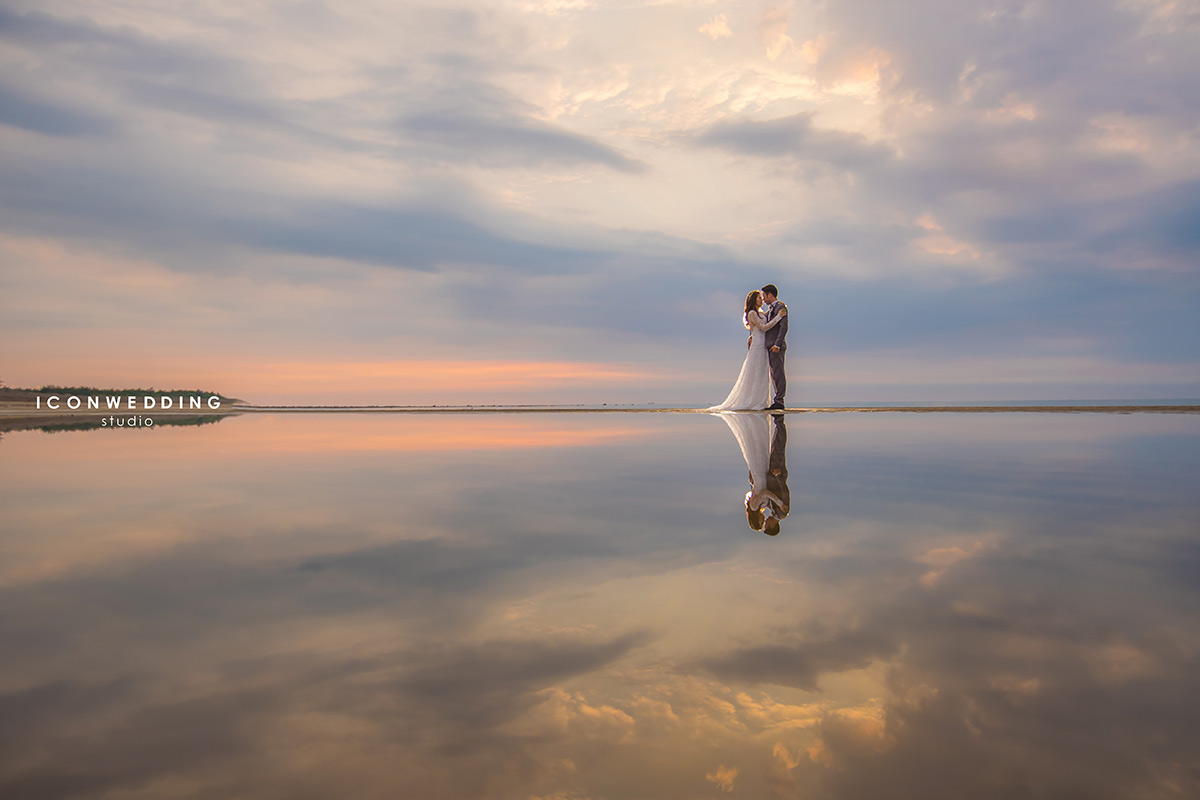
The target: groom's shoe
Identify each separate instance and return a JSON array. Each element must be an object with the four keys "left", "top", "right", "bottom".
[{"left": 768, "top": 402, "right": 786, "bottom": 411}]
